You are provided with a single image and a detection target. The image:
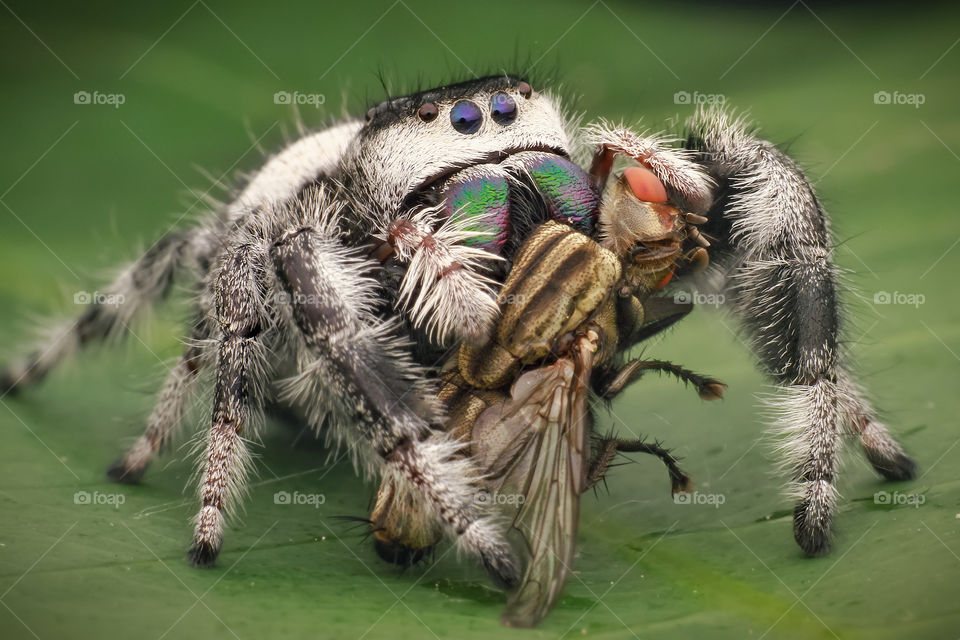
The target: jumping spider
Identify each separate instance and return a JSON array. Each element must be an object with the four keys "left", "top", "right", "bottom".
[{"left": 2, "top": 76, "right": 916, "bottom": 593}]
